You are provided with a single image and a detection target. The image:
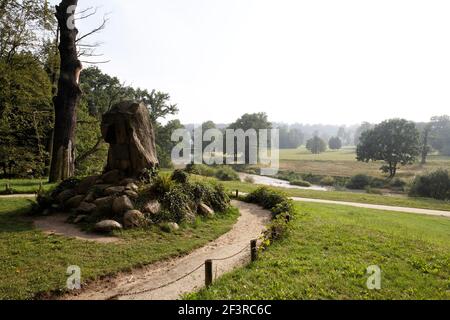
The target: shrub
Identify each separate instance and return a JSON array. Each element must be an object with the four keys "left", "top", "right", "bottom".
[
  {"left": 365, "top": 187, "right": 383, "bottom": 195},
  {"left": 171, "top": 169, "right": 189, "bottom": 184},
  {"left": 161, "top": 185, "right": 195, "bottom": 223},
  {"left": 245, "top": 188, "right": 296, "bottom": 245},
  {"left": 409, "top": 169, "right": 450, "bottom": 200},
  {"left": 148, "top": 173, "right": 175, "bottom": 198},
  {"left": 214, "top": 166, "right": 240, "bottom": 181},
  {"left": 185, "top": 164, "right": 215, "bottom": 177},
  {"left": 369, "top": 178, "right": 386, "bottom": 188},
  {"left": 244, "top": 176, "right": 255, "bottom": 183},
  {"left": 50, "top": 177, "right": 80, "bottom": 198},
  {"left": 290, "top": 180, "right": 311, "bottom": 187},
  {"left": 390, "top": 178, "right": 407, "bottom": 189},
  {"left": 245, "top": 187, "right": 288, "bottom": 211},
  {"left": 320, "top": 176, "right": 335, "bottom": 186},
  {"left": 346, "top": 174, "right": 371, "bottom": 190},
  {"left": 186, "top": 181, "right": 230, "bottom": 212}
]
